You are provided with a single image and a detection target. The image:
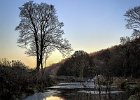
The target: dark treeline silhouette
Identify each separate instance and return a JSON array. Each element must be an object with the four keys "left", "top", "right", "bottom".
[
  {"left": 57, "top": 50, "right": 95, "bottom": 78},
  {"left": 56, "top": 32, "right": 140, "bottom": 78},
  {"left": 93, "top": 38, "right": 140, "bottom": 78}
]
